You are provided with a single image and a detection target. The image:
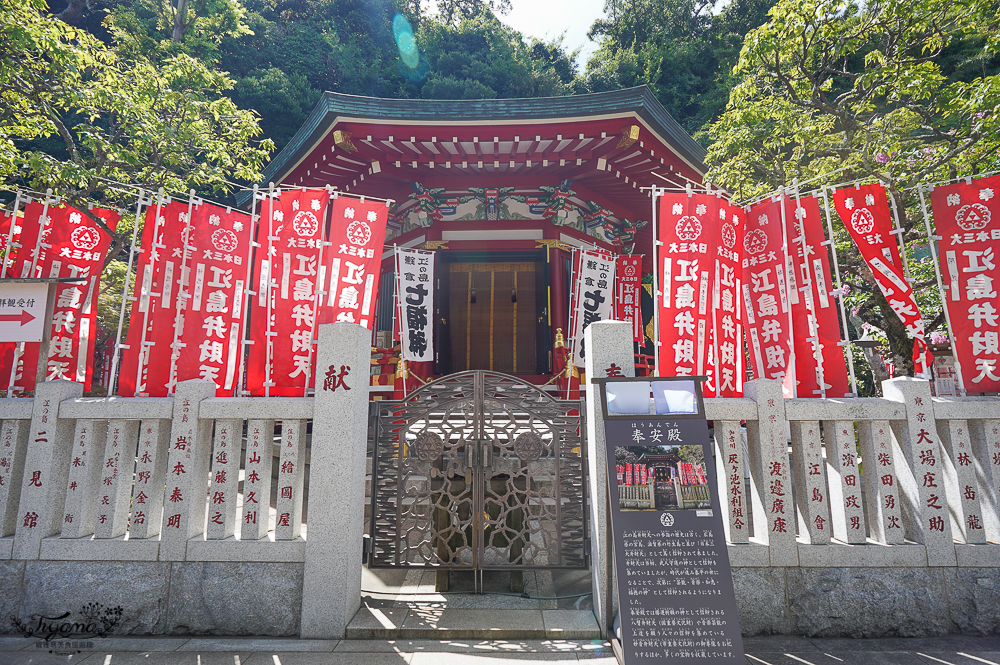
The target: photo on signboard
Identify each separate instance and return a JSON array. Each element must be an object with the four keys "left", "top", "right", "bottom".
[{"left": 614, "top": 444, "right": 711, "bottom": 511}]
